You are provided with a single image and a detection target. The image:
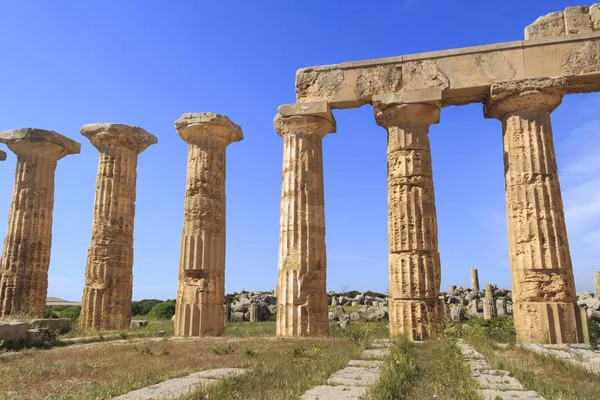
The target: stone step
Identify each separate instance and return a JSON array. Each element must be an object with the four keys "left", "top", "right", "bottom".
[
  {"left": 299, "top": 385, "right": 367, "bottom": 400},
  {"left": 361, "top": 348, "right": 390, "bottom": 360},
  {"left": 479, "top": 389, "right": 546, "bottom": 399},
  {"left": 112, "top": 368, "right": 245, "bottom": 399},
  {"left": 348, "top": 359, "right": 384, "bottom": 368},
  {"left": 326, "top": 366, "right": 381, "bottom": 387}
]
